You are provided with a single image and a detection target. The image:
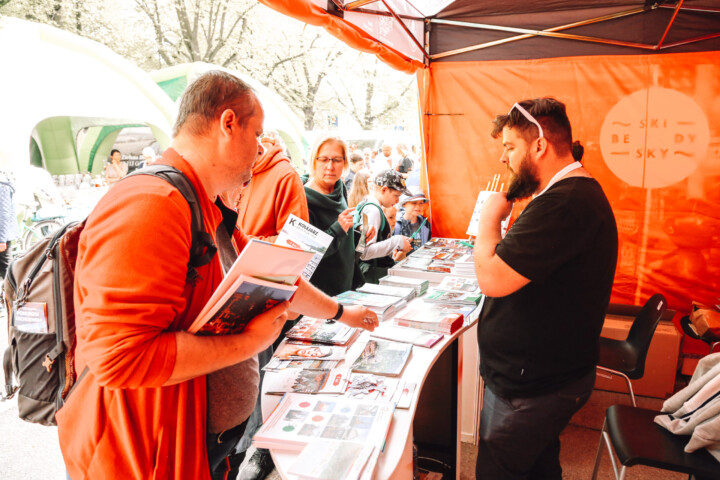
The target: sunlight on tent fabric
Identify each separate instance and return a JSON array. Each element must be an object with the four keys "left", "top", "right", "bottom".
[
  {"left": 150, "top": 62, "right": 308, "bottom": 168},
  {"left": 0, "top": 16, "right": 176, "bottom": 174}
]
